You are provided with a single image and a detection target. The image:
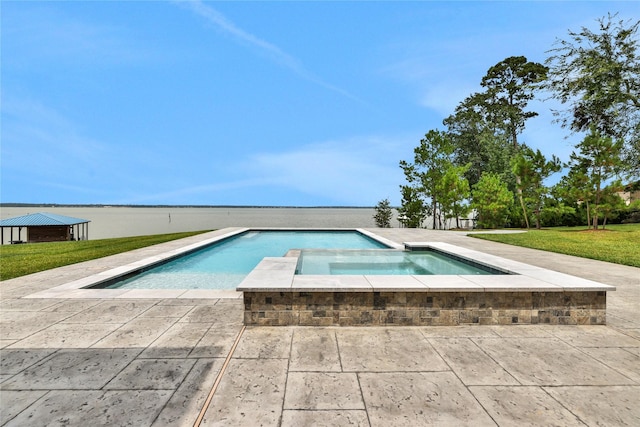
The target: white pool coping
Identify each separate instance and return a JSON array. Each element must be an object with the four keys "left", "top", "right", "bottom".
[
  {"left": 23, "top": 230, "right": 615, "bottom": 300},
  {"left": 24, "top": 228, "right": 250, "bottom": 299},
  {"left": 237, "top": 242, "right": 616, "bottom": 293}
]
